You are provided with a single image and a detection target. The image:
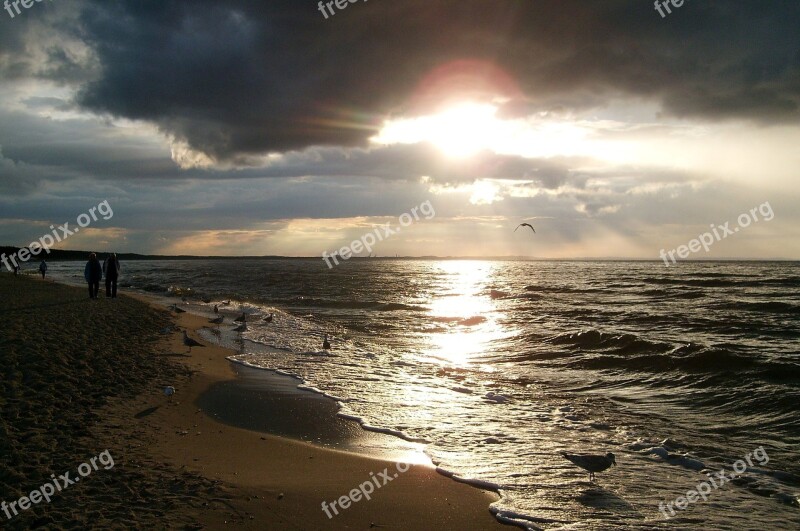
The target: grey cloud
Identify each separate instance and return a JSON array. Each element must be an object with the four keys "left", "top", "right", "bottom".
[{"left": 0, "top": 0, "right": 792, "bottom": 162}]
